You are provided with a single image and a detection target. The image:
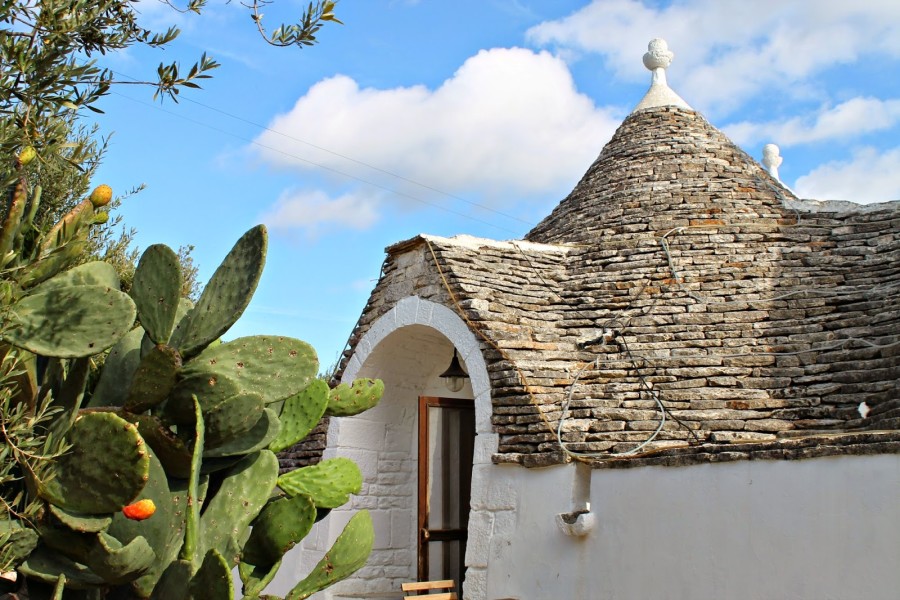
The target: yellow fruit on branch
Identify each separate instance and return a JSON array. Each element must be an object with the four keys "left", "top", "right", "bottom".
[
  {"left": 90, "top": 184, "right": 113, "bottom": 207},
  {"left": 17, "top": 146, "right": 36, "bottom": 166}
]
